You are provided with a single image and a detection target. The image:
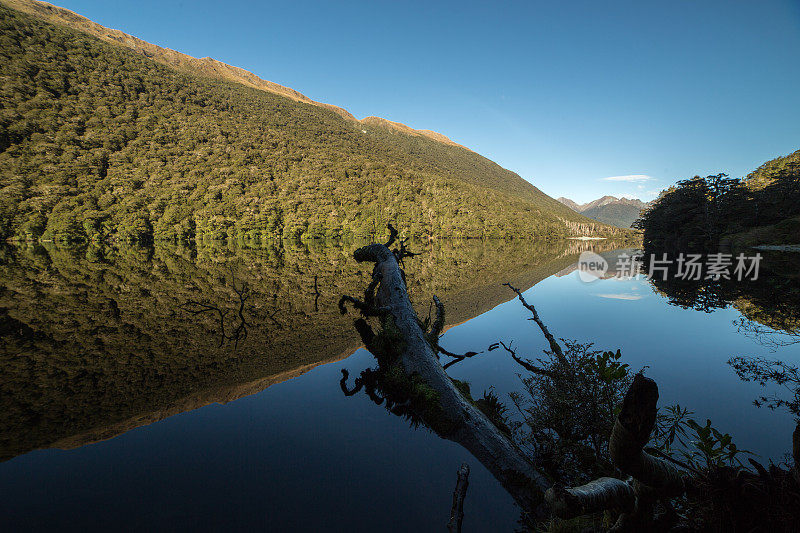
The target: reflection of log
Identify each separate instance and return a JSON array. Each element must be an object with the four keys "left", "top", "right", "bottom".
[
  {"left": 345, "top": 242, "right": 549, "bottom": 516},
  {"left": 503, "top": 283, "right": 564, "bottom": 360},
  {"left": 447, "top": 463, "right": 470, "bottom": 533}
]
